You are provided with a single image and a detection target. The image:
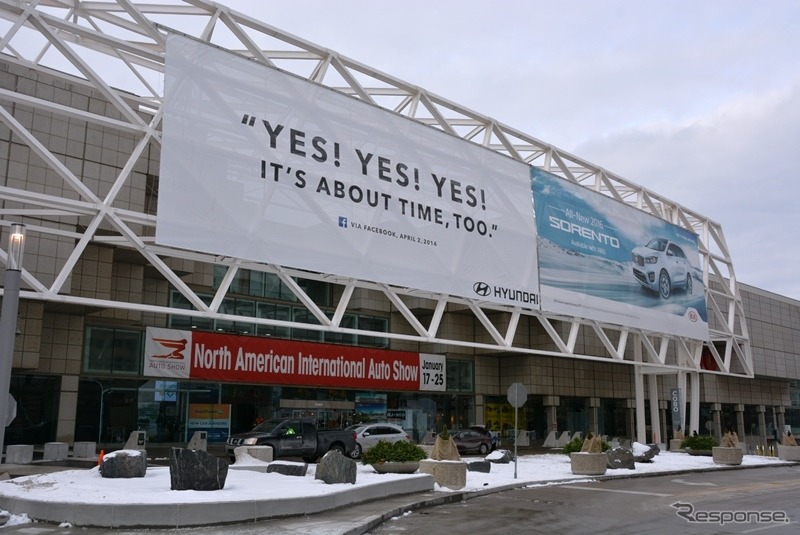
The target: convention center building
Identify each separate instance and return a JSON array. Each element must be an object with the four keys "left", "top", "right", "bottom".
[{"left": 0, "top": 2, "right": 797, "bottom": 454}]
